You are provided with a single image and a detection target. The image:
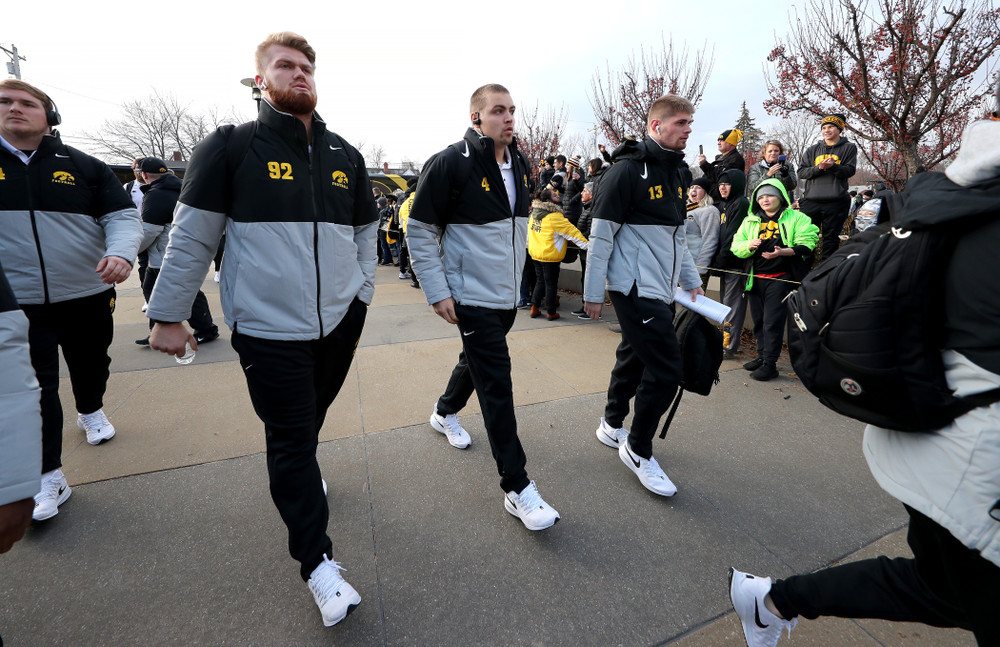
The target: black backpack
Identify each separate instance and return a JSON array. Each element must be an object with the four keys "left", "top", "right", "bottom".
[
  {"left": 659, "top": 307, "right": 723, "bottom": 438},
  {"left": 785, "top": 215, "right": 1000, "bottom": 432}
]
